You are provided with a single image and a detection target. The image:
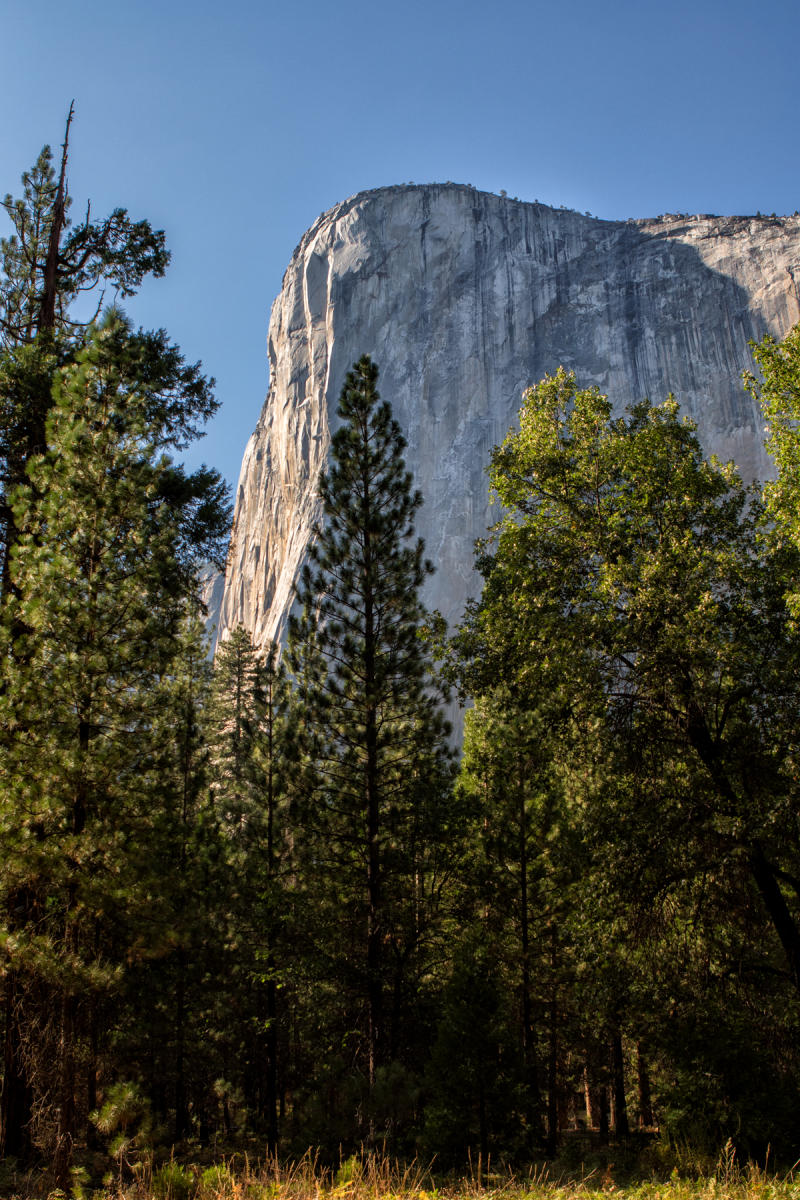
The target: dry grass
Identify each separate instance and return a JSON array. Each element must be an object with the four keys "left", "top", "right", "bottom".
[{"left": 4, "top": 1144, "right": 800, "bottom": 1200}]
